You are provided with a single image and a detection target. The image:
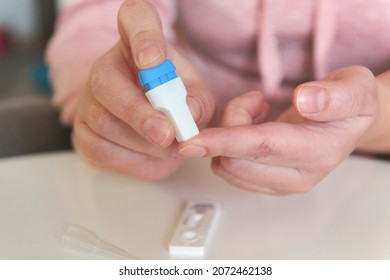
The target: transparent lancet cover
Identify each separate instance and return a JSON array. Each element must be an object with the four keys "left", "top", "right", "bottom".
[{"left": 61, "top": 224, "right": 137, "bottom": 260}]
